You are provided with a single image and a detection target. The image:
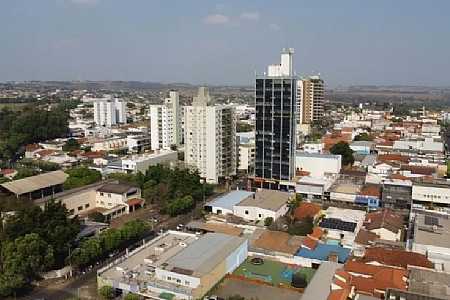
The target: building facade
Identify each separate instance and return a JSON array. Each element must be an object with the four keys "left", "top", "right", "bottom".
[
  {"left": 149, "top": 91, "right": 182, "bottom": 150},
  {"left": 93, "top": 95, "right": 127, "bottom": 127},
  {"left": 184, "top": 87, "right": 236, "bottom": 184},
  {"left": 297, "top": 75, "right": 324, "bottom": 125},
  {"left": 255, "top": 49, "right": 298, "bottom": 186}
]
